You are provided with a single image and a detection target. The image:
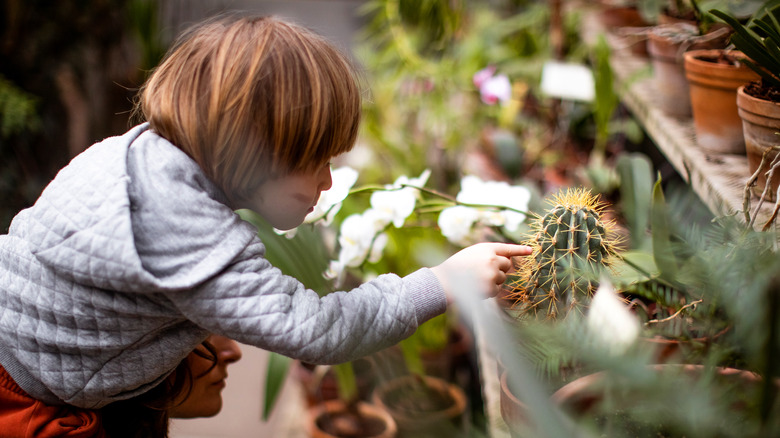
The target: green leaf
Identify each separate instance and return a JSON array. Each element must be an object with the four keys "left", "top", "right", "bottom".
[
  {"left": 617, "top": 153, "right": 654, "bottom": 251},
  {"left": 399, "top": 336, "right": 425, "bottom": 376},
  {"left": 610, "top": 250, "right": 659, "bottom": 288},
  {"left": 237, "top": 210, "right": 332, "bottom": 295},
  {"left": 262, "top": 352, "right": 291, "bottom": 420},
  {"left": 651, "top": 176, "right": 678, "bottom": 280},
  {"left": 333, "top": 362, "right": 358, "bottom": 403}
]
